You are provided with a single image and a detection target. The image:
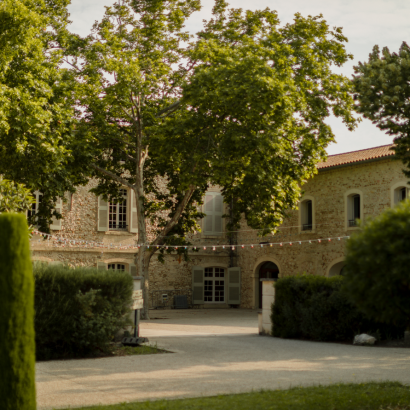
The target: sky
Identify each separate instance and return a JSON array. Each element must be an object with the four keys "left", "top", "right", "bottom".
[{"left": 66, "top": 0, "right": 410, "bottom": 155}]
